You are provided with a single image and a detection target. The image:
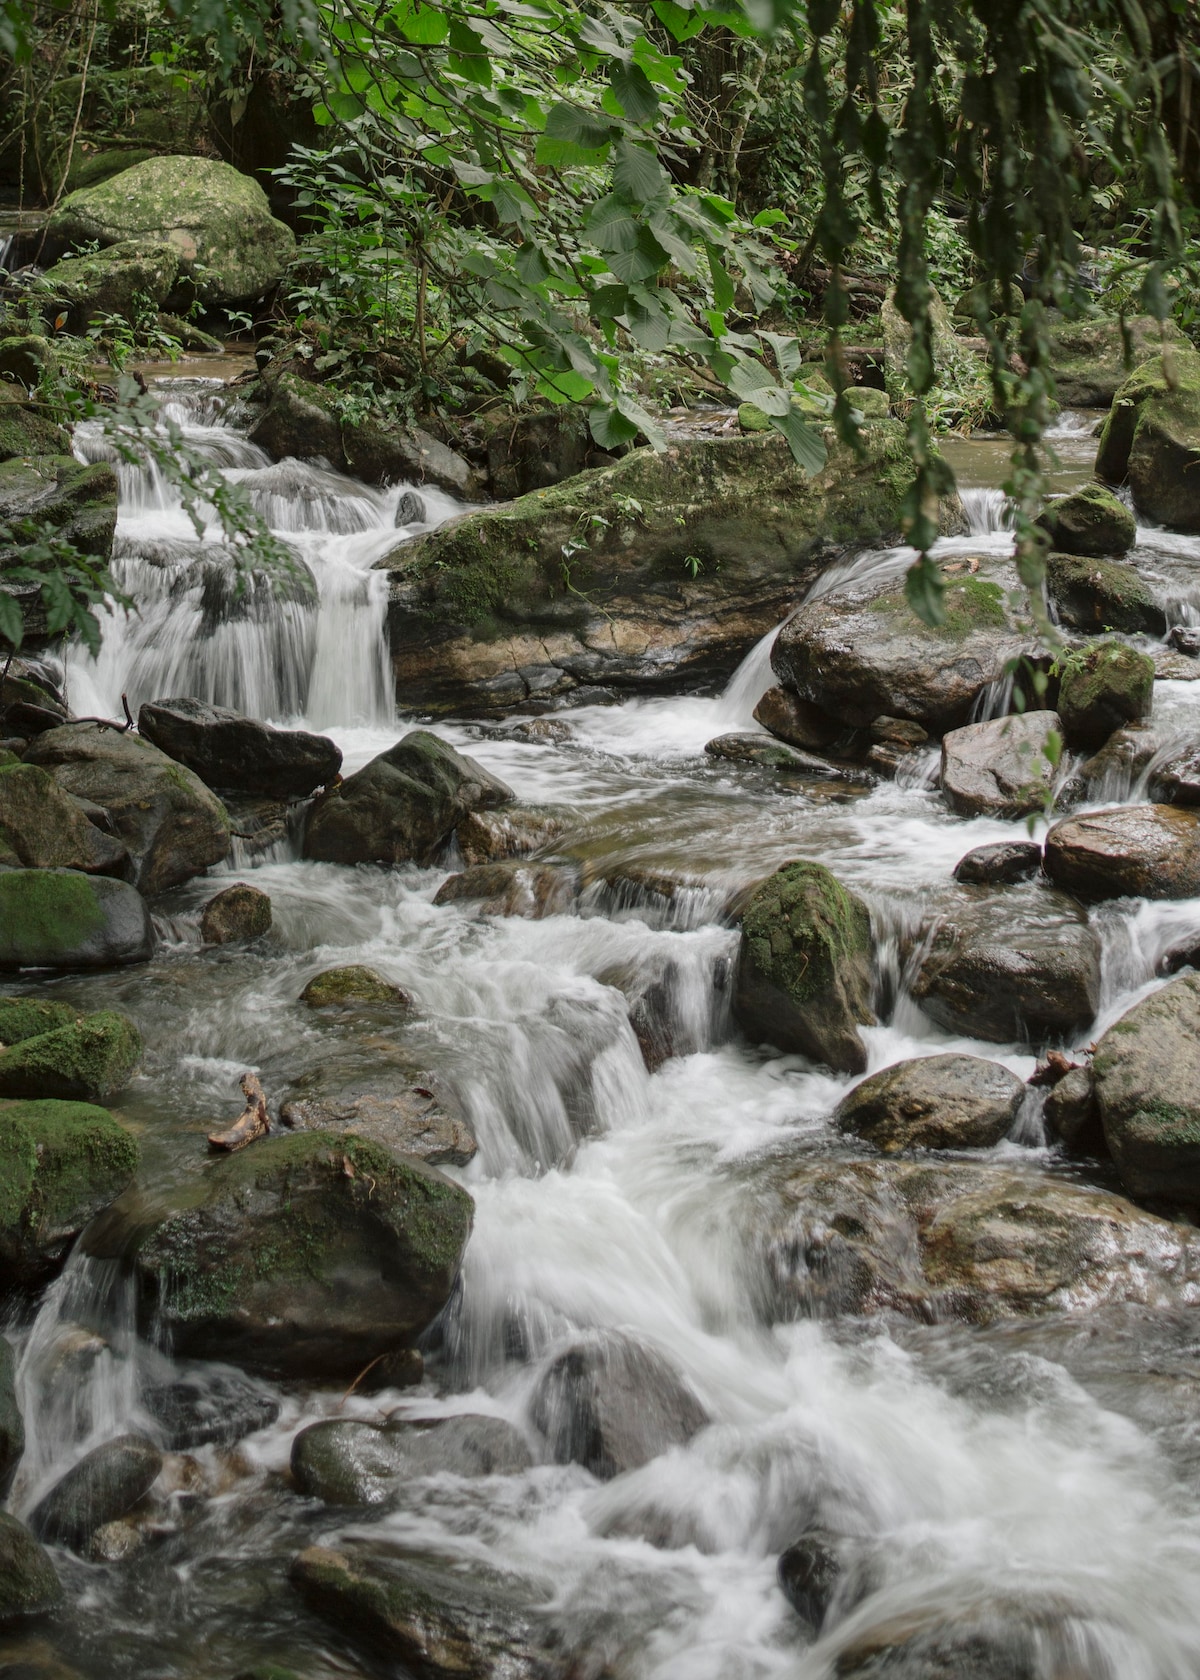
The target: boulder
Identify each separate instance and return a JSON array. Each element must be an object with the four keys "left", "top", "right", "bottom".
[
  {"left": 0, "top": 997, "right": 80, "bottom": 1045},
  {"left": 455, "top": 806, "right": 572, "bottom": 866},
  {"left": 952, "top": 842, "right": 1042, "bottom": 886},
  {"left": 1043, "top": 1063, "right": 1105, "bottom": 1155},
  {"left": 1091, "top": 973, "right": 1200, "bottom": 1204},
  {"left": 0, "top": 1008, "right": 141, "bottom": 1103},
  {"left": 939, "top": 710, "right": 1062, "bottom": 818},
  {"left": 1050, "top": 552, "right": 1164, "bottom": 652},
  {"left": 0, "top": 1513, "right": 61, "bottom": 1621},
  {"left": 141, "top": 1366, "right": 280, "bottom": 1450},
  {"left": 46, "top": 155, "right": 296, "bottom": 307},
  {"left": 703, "top": 732, "right": 861, "bottom": 781},
  {"left": 1048, "top": 313, "right": 1187, "bottom": 407},
  {"left": 303, "top": 730, "right": 513, "bottom": 867},
  {"left": 1044, "top": 805, "right": 1200, "bottom": 900},
  {"left": 911, "top": 892, "right": 1100, "bottom": 1044},
  {"left": 0, "top": 1337, "right": 23, "bottom": 1500},
  {"left": 299, "top": 966, "right": 413, "bottom": 1013},
  {"left": 734, "top": 861, "right": 874, "bottom": 1074},
  {"left": 771, "top": 561, "right": 1042, "bottom": 735},
  {"left": 290, "top": 1544, "right": 551, "bottom": 1680},
  {"left": 376, "top": 425, "right": 938, "bottom": 714},
  {"left": 1146, "top": 744, "right": 1200, "bottom": 807},
  {"left": 0, "top": 449, "right": 118, "bottom": 642},
  {"left": 0, "top": 870, "right": 154, "bottom": 969},
  {"left": 0, "top": 762, "right": 130, "bottom": 876},
  {"left": 0, "top": 1099, "right": 139, "bottom": 1291},
  {"left": 280, "top": 1092, "right": 477, "bottom": 1168},
  {"left": 753, "top": 685, "right": 844, "bottom": 750},
  {"left": 29, "top": 1434, "right": 162, "bottom": 1553},
  {"left": 291, "top": 1414, "right": 532, "bottom": 1505},
  {"left": 1056, "top": 640, "right": 1154, "bottom": 749},
  {"left": 532, "top": 1330, "right": 710, "bottom": 1479},
  {"left": 1096, "top": 346, "right": 1200, "bottom": 531},
  {"left": 199, "top": 883, "right": 272, "bottom": 945},
  {"left": 82, "top": 1132, "right": 473, "bottom": 1379},
  {"left": 1069, "top": 723, "right": 1170, "bottom": 803},
  {"left": 25, "top": 725, "right": 229, "bottom": 896},
  {"left": 433, "top": 861, "right": 579, "bottom": 918},
  {"left": 248, "top": 364, "right": 480, "bottom": 497},
  {"left": 778, "top": 1531, "right": 861, "bottom": 1633},
  {"left": 137, "top": 698, "right": 341, "bottom": 799},
  {"left": 758, "top": 1154, "right": 1200, "bottom": 1324},
  {"left": 834, "top": 1054, "right": 1024, "bottom": 1152},
  {"left": 476, "top": 404, "right": 598, "bottom": 499},
  {"left": 1035, "top": 484, "right": 1136, "bottom": 555},
  {"left": 834, "top": 1598, "right": 1082, "bottom": 1680},
  {"left": 39, "top": 238, "right": 180, "bottom": 331}
]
